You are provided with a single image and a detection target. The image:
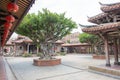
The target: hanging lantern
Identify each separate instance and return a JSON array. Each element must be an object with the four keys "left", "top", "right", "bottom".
[
  {"left": 7, "top": 2, "right": 19, "bottom": 13},
  {"left": 5, "top": 15, "right": 15, "bottom": 22},
  {"left": 3, "top": 30, "right": 9, "bottom": 38},
  {"left": 2, "top": 30, "right": 9, "bottom": 47},
  {"left": 4, "top": 22, "right": 12, "bottom": 30}
]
